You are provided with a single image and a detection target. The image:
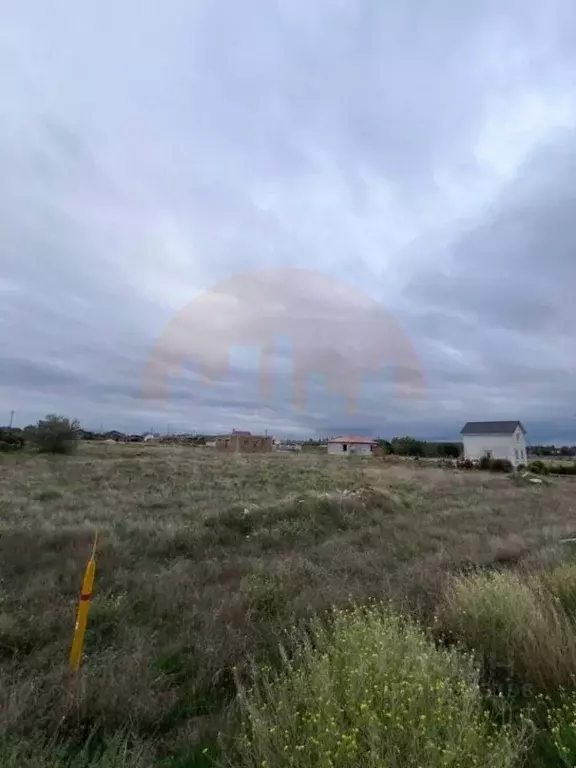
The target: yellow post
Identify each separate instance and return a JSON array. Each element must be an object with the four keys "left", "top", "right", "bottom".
[{"left": 69, "top": 531, "right": 98, "bottom": 672}]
